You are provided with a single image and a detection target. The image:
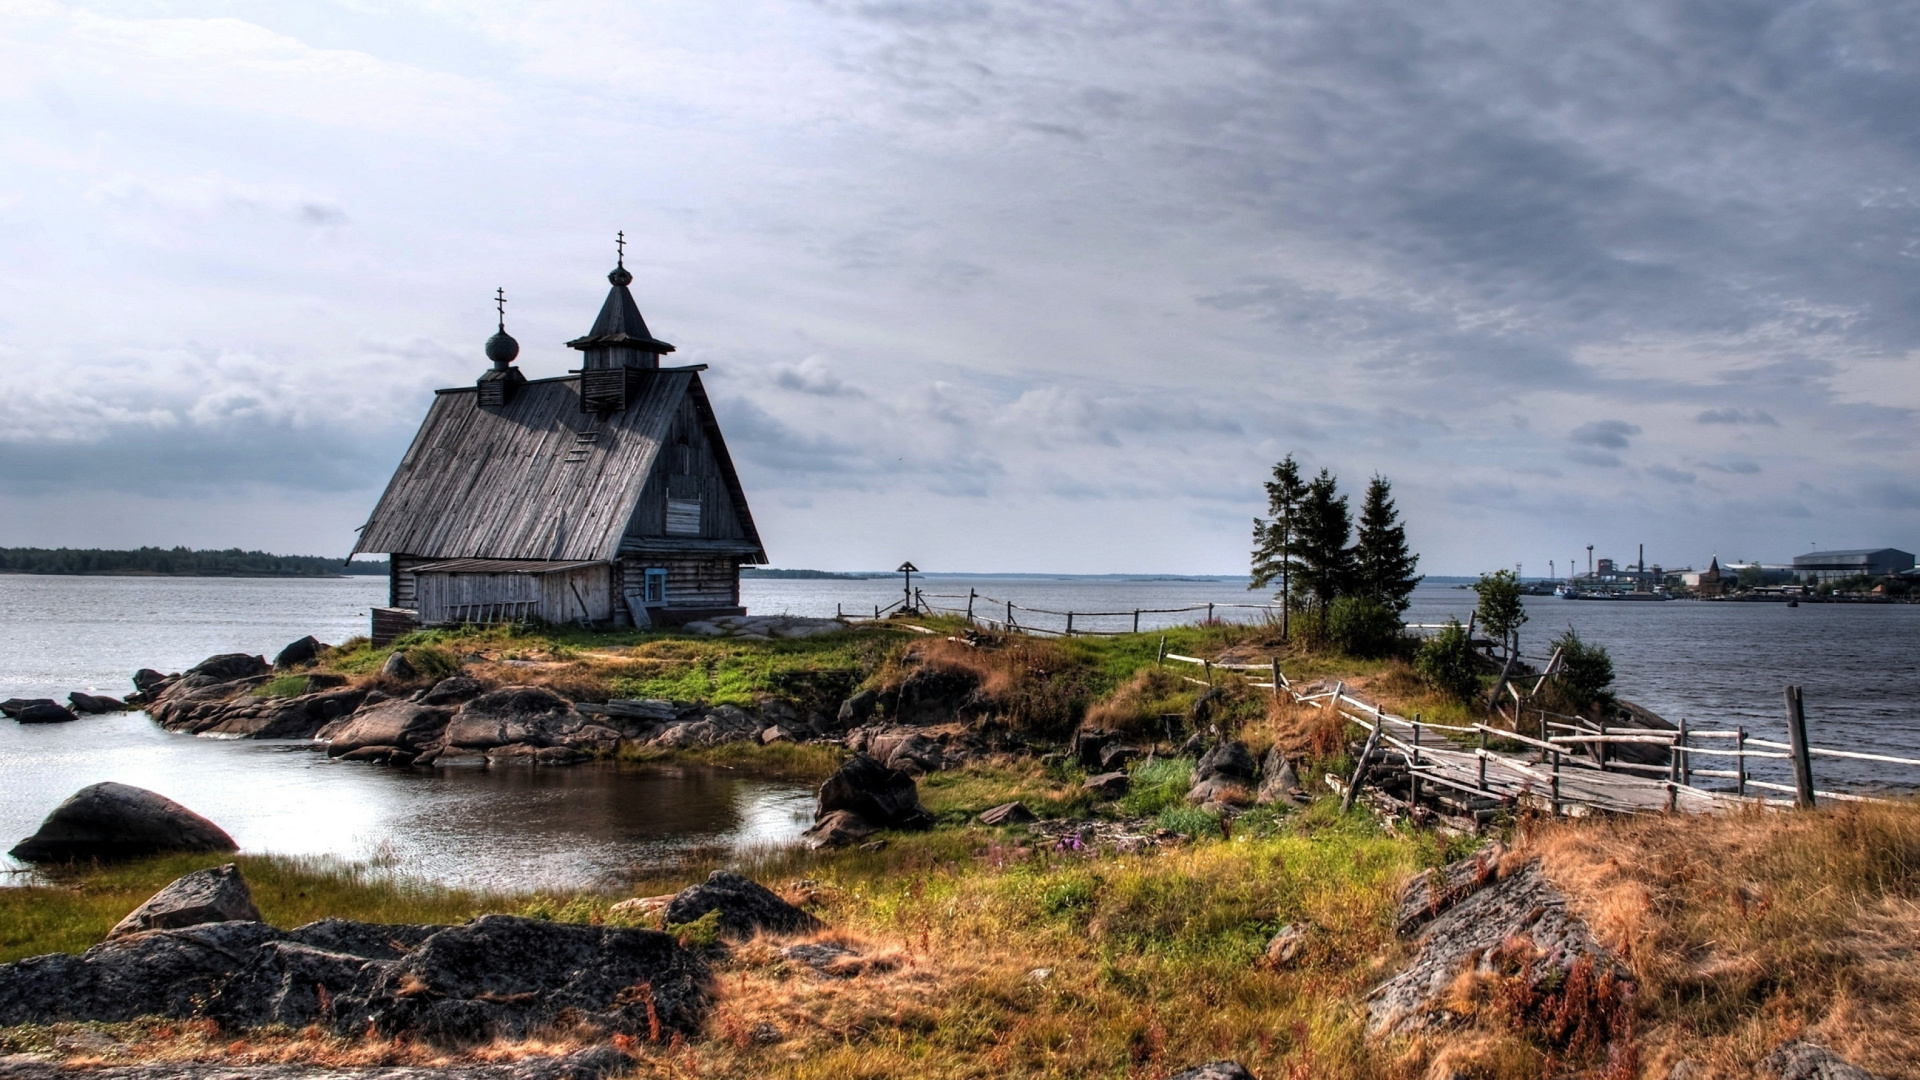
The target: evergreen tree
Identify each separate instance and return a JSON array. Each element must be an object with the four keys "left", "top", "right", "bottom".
[
  {"left": 1291, "top": 468, "right": 1353, "bottom": 617},
  {"left": 1250, "top": 455, "right": 1310, "bottom": 618},
  {"left": 1350, "top": 474, "right": 1422, "bottom": 613}
]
